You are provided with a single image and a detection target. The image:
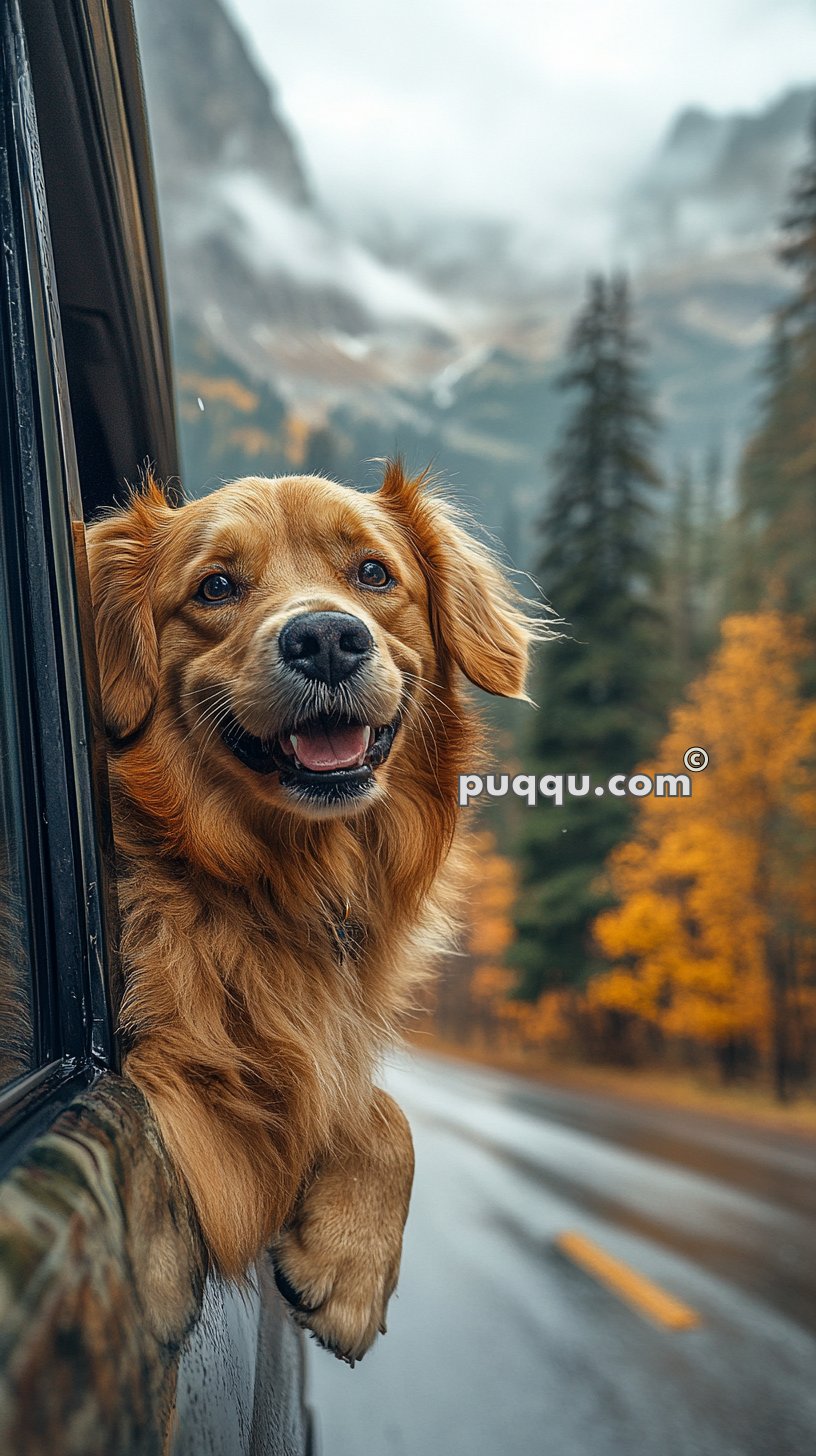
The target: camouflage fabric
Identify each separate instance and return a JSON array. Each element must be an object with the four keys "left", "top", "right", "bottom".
[{"left": 0, "top": 1076, "right": 206, "bottom": 1455}]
